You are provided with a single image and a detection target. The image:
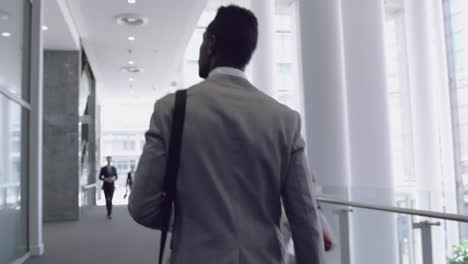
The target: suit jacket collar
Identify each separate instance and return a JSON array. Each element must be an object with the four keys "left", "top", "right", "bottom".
[
  {"left": 207, "top": 73, "right": 255, "bottom": 90},
  {"left": 208, "top": 67, "right": 248, "bottom": 80}
]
